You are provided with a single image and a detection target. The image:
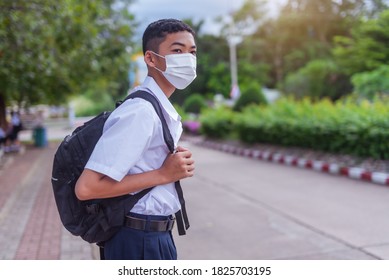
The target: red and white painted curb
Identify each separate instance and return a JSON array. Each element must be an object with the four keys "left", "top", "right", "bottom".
[{"left": 185, "top": 137, "right": 389, "bottom": 186}]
